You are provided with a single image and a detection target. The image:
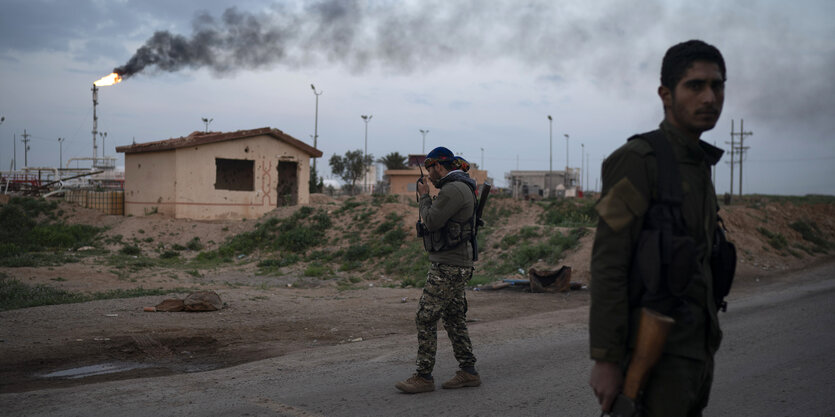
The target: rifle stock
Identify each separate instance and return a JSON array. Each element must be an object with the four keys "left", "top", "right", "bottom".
[{"left": 622, "top": 308, "right": 675, "bottom": 400}]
